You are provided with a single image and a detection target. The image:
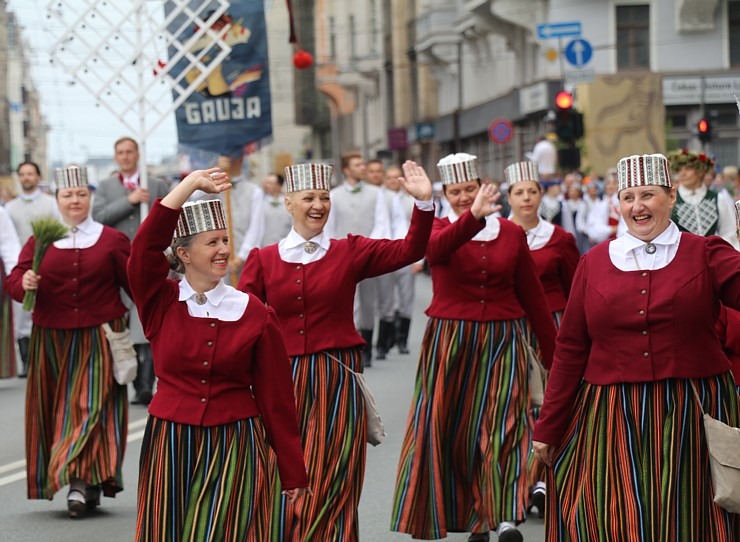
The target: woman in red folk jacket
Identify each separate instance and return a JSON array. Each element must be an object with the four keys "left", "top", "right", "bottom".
[
  {"left": 534, "top": 154, "right": 740, "bottom": 541},
  {"left": 6, "top": 166, "right": 130, "bottom": 518},
  {"left": 391, "top": 154, "right": 557, "bottom": 542},
  {"left": 237, "top": 161, "right": 434, "bottom": 541},
  {"left": 128, "top": 169, "right": 307, "bottom": 541},
  {"left": 506, "top": 160, "right": 580, "bottom": 517}
]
